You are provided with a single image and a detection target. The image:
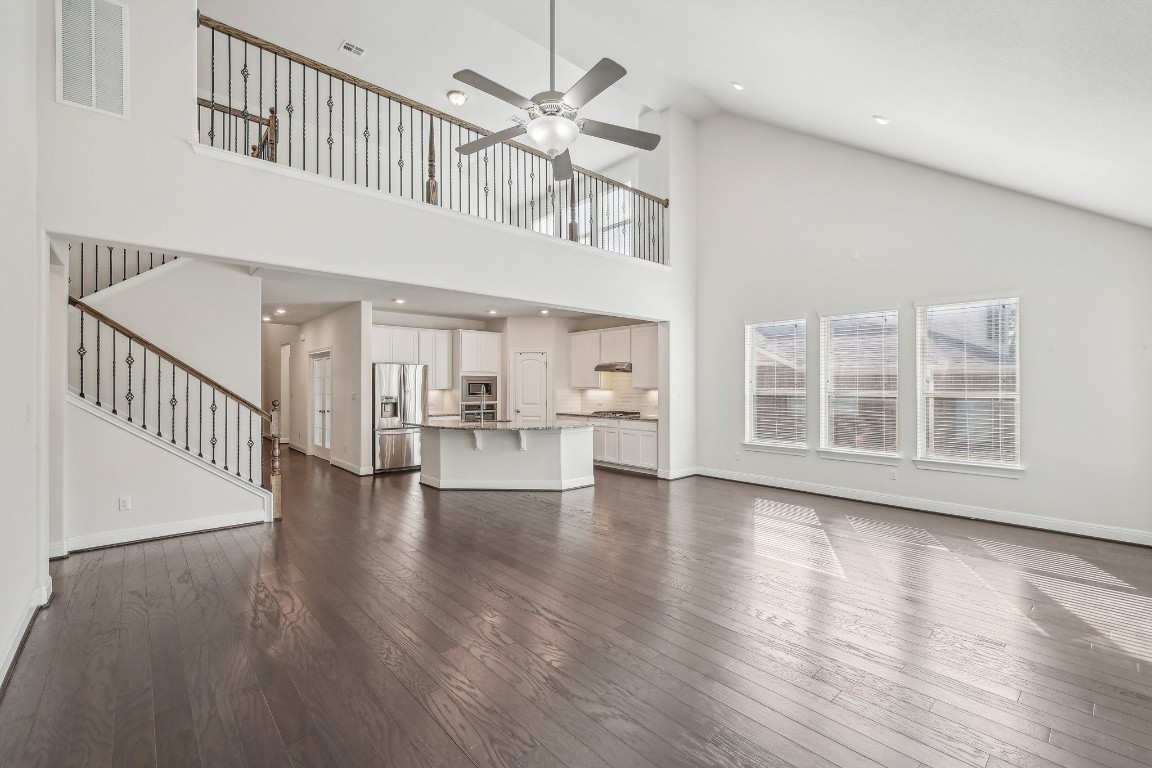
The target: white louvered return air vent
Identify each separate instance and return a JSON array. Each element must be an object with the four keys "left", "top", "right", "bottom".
[{"left": 56, "top": 0, "right": 129, "bottom": 118}]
